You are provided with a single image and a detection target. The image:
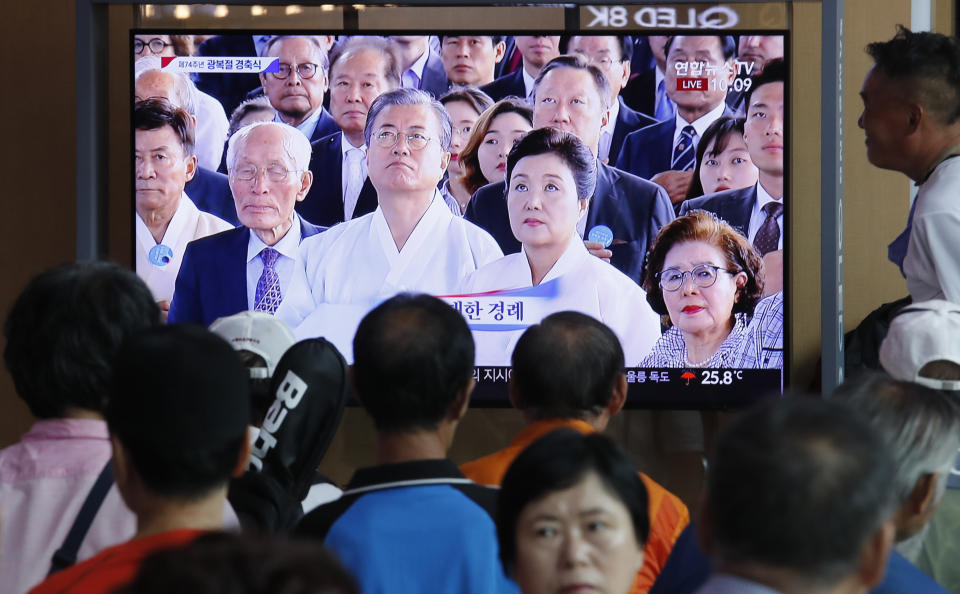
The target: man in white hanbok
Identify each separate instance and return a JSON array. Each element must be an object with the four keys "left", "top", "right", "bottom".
[
  {"left": 134, "top": 99, "right": 232, "bottom": 312},
  {"left": 279, "top": 88, "right": 502, "bottom": 356},
  {"left": 459, "top": 128, "right": 660, "bottom": 365}
]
